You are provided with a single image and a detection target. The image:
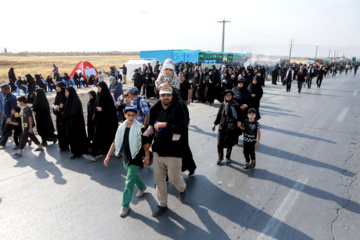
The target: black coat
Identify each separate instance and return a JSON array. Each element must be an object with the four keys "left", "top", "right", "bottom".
[
  {"left": 62, "top": 87, "right": 89, "bottom": 157},
  {"left": 214, "top": 99, "right": 241, "bottom": 147},
  {"left": 32, "top": 88, "right": 56, "bottom": 141},
  {"left": 91, "top": 82, "right": 118, "bottom": 156}
]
